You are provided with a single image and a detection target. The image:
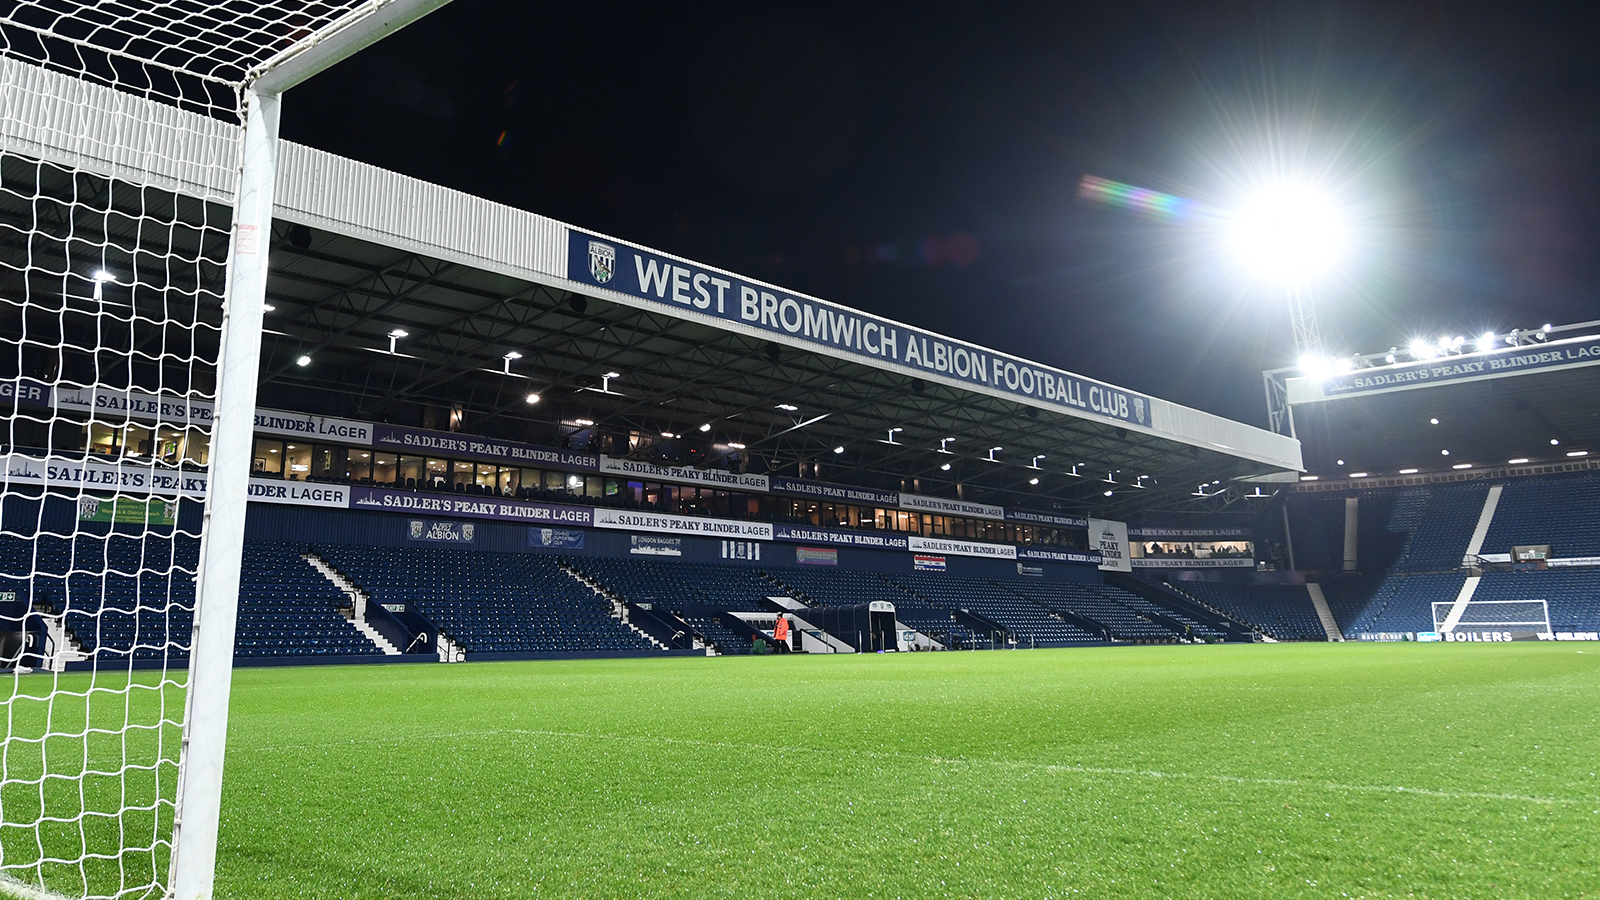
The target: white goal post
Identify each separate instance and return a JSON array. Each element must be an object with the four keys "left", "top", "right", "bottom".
[
  {"left": 0, "top": 4, "right": 451, "bottom": 899},
  {"left": 1431, "top": 599, "right": 1552, "bottom": 636}
]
